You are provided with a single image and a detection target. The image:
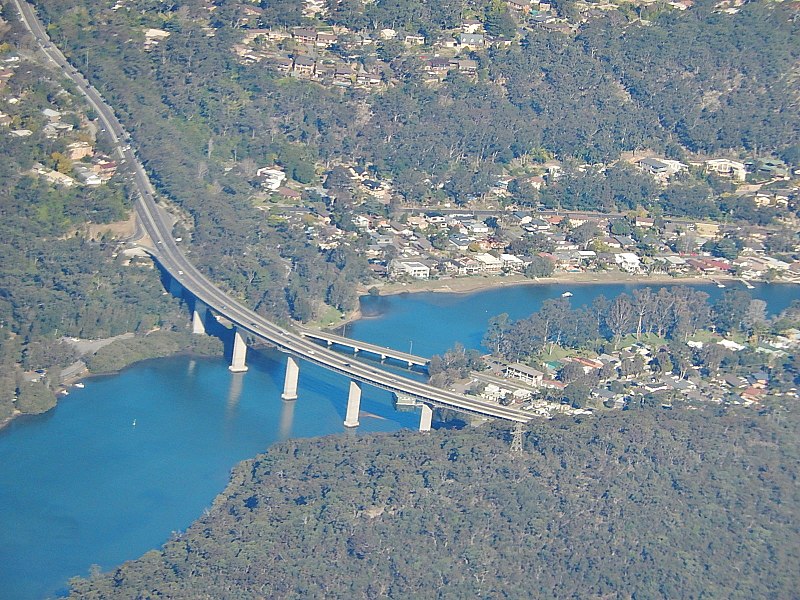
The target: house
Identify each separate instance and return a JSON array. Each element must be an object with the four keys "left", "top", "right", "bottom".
[
  {"left": 462, "top": 19, "right": 483, "bottom": 33},
  {"left": 42, "top": 108, "right": 61, "bottom": 121},
  {"left": 42, "top": 122, "right": 73, "bottom": 138},
  {"left": 425, "top": 57, "right": 451, "bottom": 76},
  {"left": 474, "top": 253, "right": 503, "bottom": 273},
  {"left": 449, "top": 233, "right": 472, "bottom": 252},
  {"left": 66, "top": 141, "right": 93, "bottom": 161},
  {"left": 615, "top": 252, "right": 643, "bottom": 273},
  {"left": 543, "top": 159, "right": 562, "bottom": 179},
  {"left": 316, "top": 31, "right": 337, "bottom": 47},
  {"left": 705, "top": 158, "right": 747, "bottom": 182},
  {"left": 391, "top": 259, "right": 430, "bottom": 279},
  {"left": 500, "top": 254, "right": 525, "bottom": 271},
  {"left": 635, "top": 216, "right": 655, "bottom": 228},
  {"left": 73, "top": 164, "right": 102, "bottom": 185},
  {"left": 143, "top": 28, "right": 170, "bottom": 50},
  {"left": 256, "top": 166, "right": 286, "bottom": 191},
  {"left": 458, "top": 33, "right": 485, "bottom": 49},
  {"left": 451, "top": 59, "right": 478, "bottom": 74},
  {"left": 449, "top": 257, "right": 482, "bottom": 275},
  {"left": 276, "top": 187, "right": 302, "bottom": 200},
  {"left": 292, "top": 28, "right": 318, "bottom": 44},
  {"left": 507, "top": 0, "right": 532, "bottom": 13},
  {"left": 272, "top": 57, "right": 293, "bottom": 73},
  {"left": 293, "top": 56, "right": 316, "bottom": 75},
  {"left": 528, "top": 175, "right": 545, "bottom": 190},
  {"left": 506, "top": 363, "right": 544, "bottom": 386},
  {"left": 636, "top": 157, "right": 686, "bottom": 182},
  {"left": 465, "top": 220, "right": 489, "bottom": 234},
  {"left": 404, "top": 34, "right": 425, "bottom": 46},
  {"left": 356, "top": 69, "right": 381, "bottom": 86},
  {"left": 600, "top": 236, "right": 622, "bottom": 249},
  {"left": 267, "top": 30, "right": 292, "bottom": 42},
  {"left": 614, "top": 235, "right": 636, "bottom": 248},
  {"left": 333, "top": 64, "right": 354, "bottom": 86}
]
